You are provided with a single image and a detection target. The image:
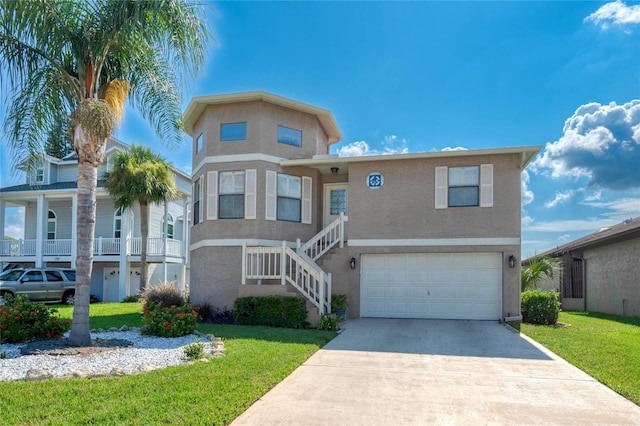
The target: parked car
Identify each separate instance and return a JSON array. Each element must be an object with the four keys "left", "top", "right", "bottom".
[{"left": 0, "top": 267, "right": 76, "bottom": 304}]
